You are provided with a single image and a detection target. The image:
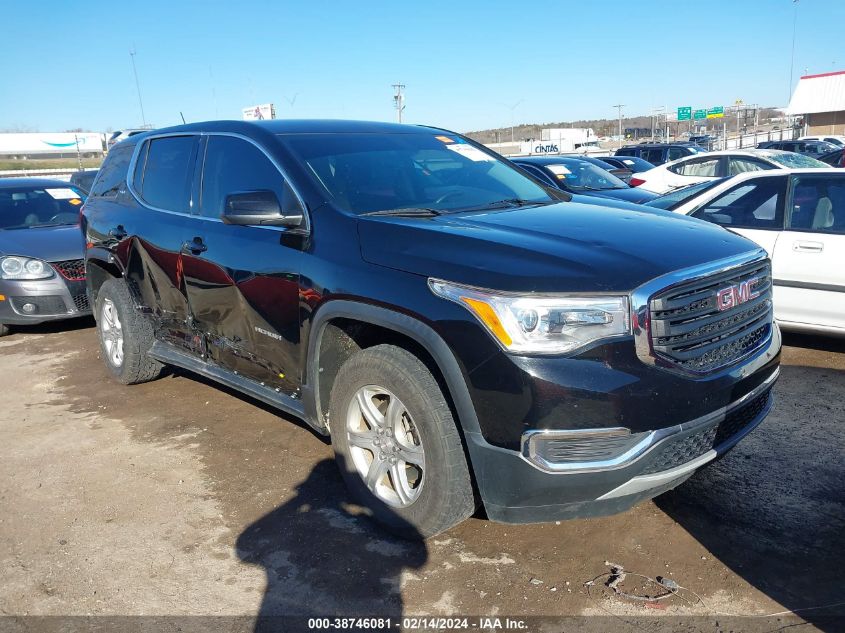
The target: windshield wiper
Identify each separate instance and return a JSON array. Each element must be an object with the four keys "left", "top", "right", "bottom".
[
  {"left": 458, "top": 198, "right": 554, "bottom": 211},
  {"left": 361, "top": 207, "right": 442, "bottom": 217}
]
